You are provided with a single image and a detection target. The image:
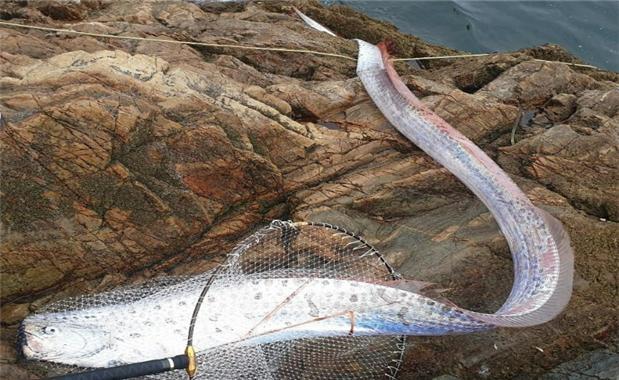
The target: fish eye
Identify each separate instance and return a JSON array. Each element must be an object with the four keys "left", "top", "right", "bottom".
[{"left": 43, "top": 326, "right": 59, "bottom": 335}]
